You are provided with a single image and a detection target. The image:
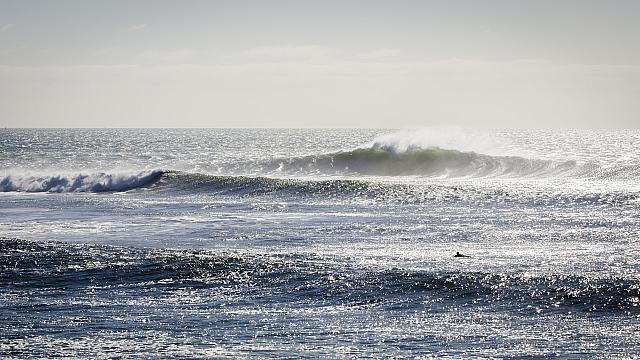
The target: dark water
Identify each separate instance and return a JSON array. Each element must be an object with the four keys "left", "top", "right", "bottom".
[{"left": 2, "top": 237, "right": 639, "bottom": 358}]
